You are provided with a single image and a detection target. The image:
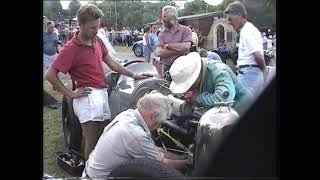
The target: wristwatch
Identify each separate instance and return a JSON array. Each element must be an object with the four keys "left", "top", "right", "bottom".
[{"left": 164, "top": 43, "right": 169, "bottom": 49}]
